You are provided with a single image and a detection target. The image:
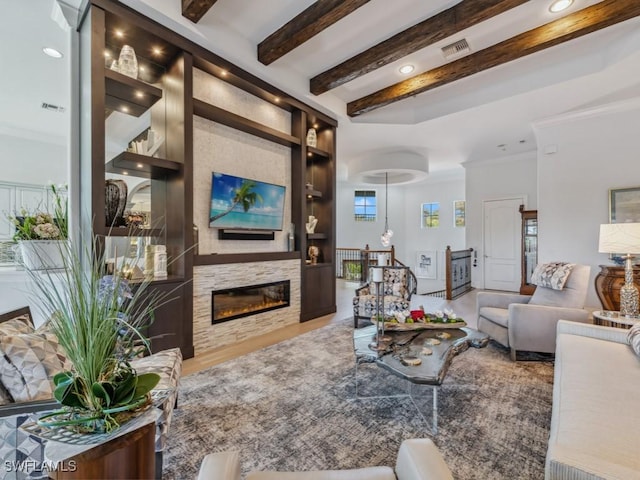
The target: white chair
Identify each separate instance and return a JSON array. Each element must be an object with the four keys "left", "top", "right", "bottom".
[
  {"left": 197, "top": 438, "right": 453, "bottom": 480},
  {"left": 477, "top": 264, "right": 591, "bottom": 360}
]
